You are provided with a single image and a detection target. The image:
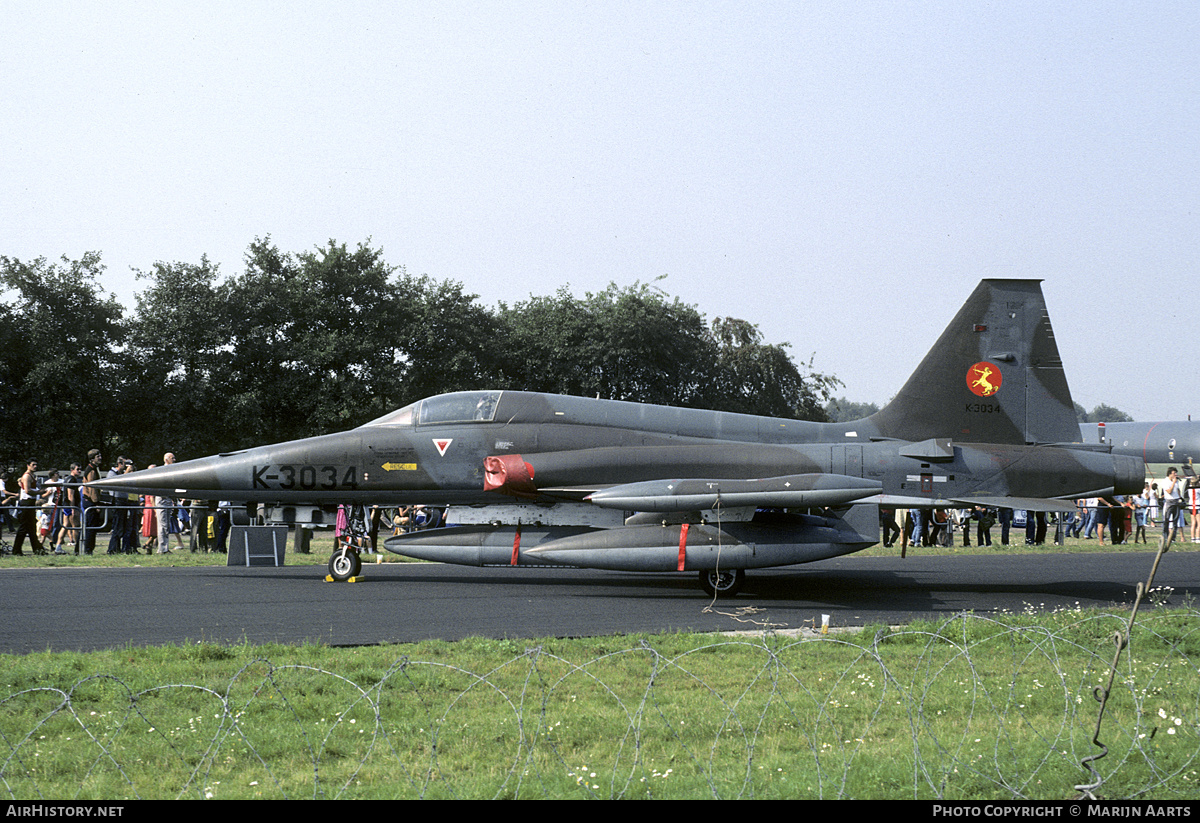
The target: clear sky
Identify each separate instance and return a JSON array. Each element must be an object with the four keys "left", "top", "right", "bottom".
[{"left": 4, "top": 2, "right": 1197, "bottom": 422}]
